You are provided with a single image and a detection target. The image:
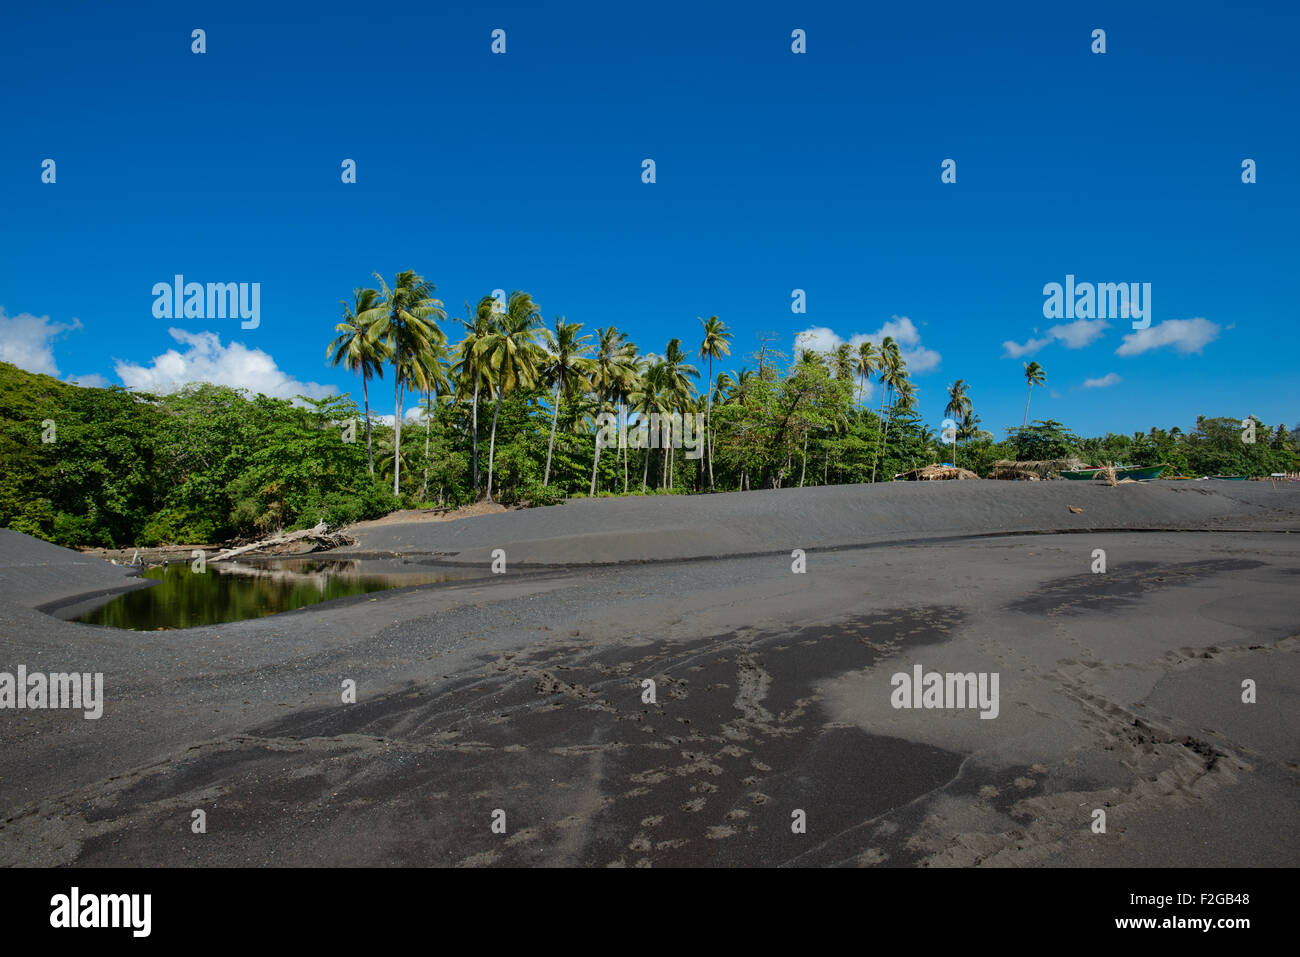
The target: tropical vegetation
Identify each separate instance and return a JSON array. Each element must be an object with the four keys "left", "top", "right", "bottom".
[{"left": 1, "top": 274, "right": 1296, "bottom": 548}]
